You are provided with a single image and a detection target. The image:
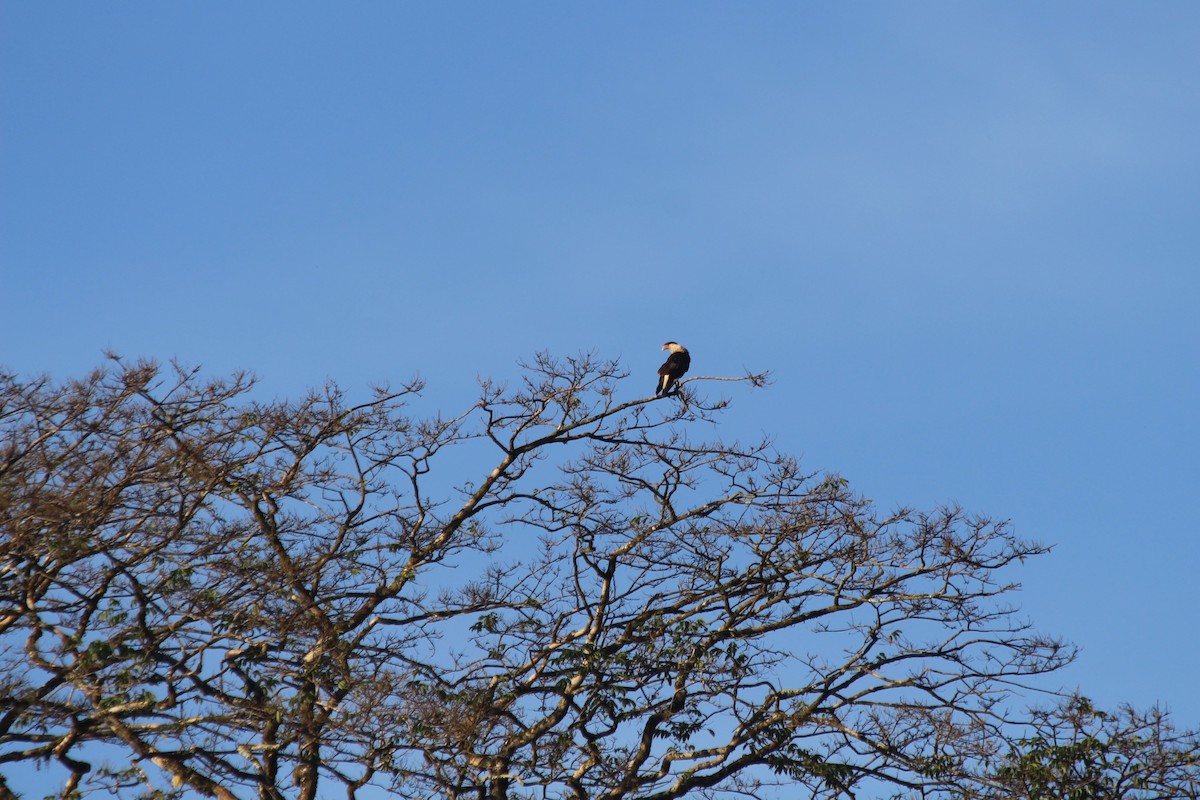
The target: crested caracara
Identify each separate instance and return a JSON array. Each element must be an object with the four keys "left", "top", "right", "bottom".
[{"left": 656, "top": 342, "right": 691, "bottom": 397}]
